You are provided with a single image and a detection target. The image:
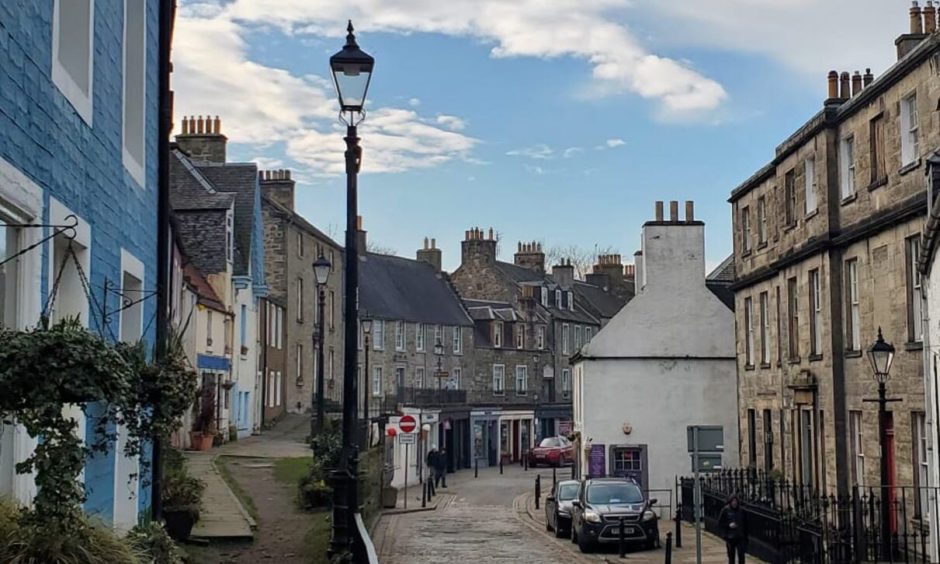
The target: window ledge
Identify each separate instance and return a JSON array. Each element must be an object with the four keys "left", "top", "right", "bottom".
[
  {"left": 760, "top": 363, "right": 772, "bottom": 369},
  {"left": 899, "top": 158, "right": 922, "bottom": 177},
  {"left": 906, "top": 341, "right": 924, "bottom": 351},
  {"left": 804, "top": 209, "right": 819, "bottom": 221},
  {"left": 867, "top": 177, "right": 888, "bottom": 192},
  {"left": 742, "top": 249, "right": 752, "bottom": 258},
  {"left": 744, "top": 364, "right": 755, "bottom": 371},
  {"left": 844, "top": 349, "right": 863, "bottom": 358},
  {"left": 841, "top": 193, "right": 857, "bottom": 206},
  {"left": 808, "top": 354, "right": 824, "bottom": 362},
  {"left": 757, "top": 241, "right": 768, "bottom": 250},
  {"left": 783, "top": 223, "right": 796, "bottom": 233},
  {"left": 788, "top": 356, "right": 802, "bottom": 365}
]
